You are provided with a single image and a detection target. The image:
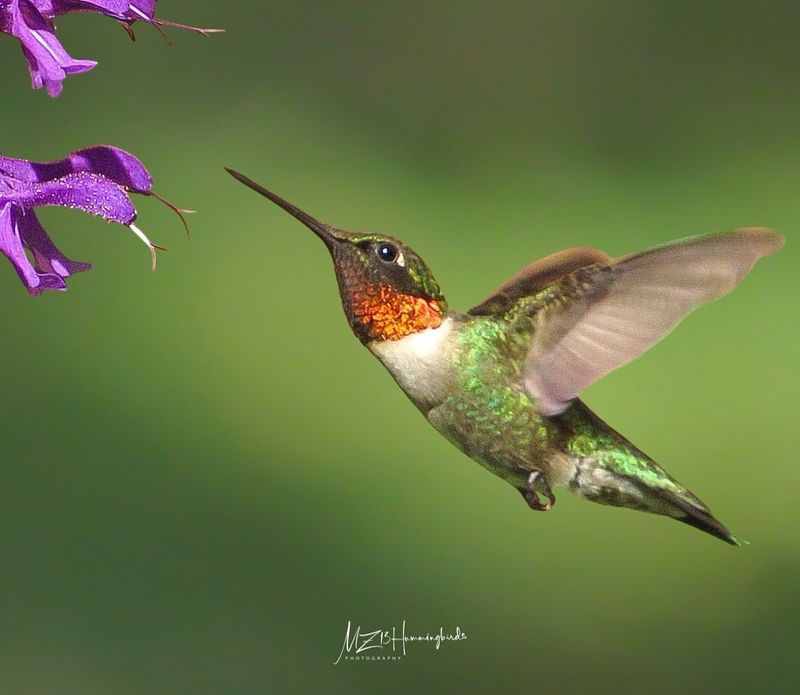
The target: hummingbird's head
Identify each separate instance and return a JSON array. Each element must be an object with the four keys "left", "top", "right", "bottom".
[{"left": 227, "top": 169, "right": 448, "bottom": 343}]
